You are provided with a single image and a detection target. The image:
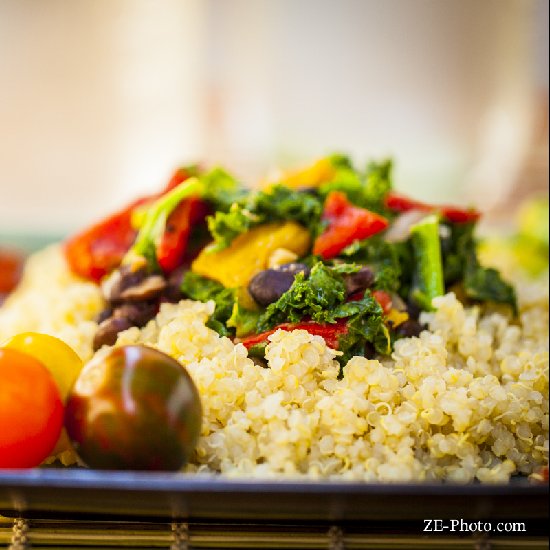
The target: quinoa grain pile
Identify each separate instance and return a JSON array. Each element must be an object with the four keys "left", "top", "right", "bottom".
[{"left": 1, "top": 245, "right": 547, "bottom": 481}]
